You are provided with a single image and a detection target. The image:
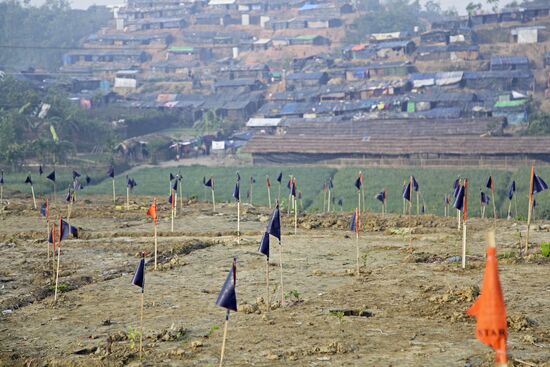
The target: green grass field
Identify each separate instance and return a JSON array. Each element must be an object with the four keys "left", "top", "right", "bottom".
[{"left": 2, "top": 165, "right": 549, "bottom": 218}]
